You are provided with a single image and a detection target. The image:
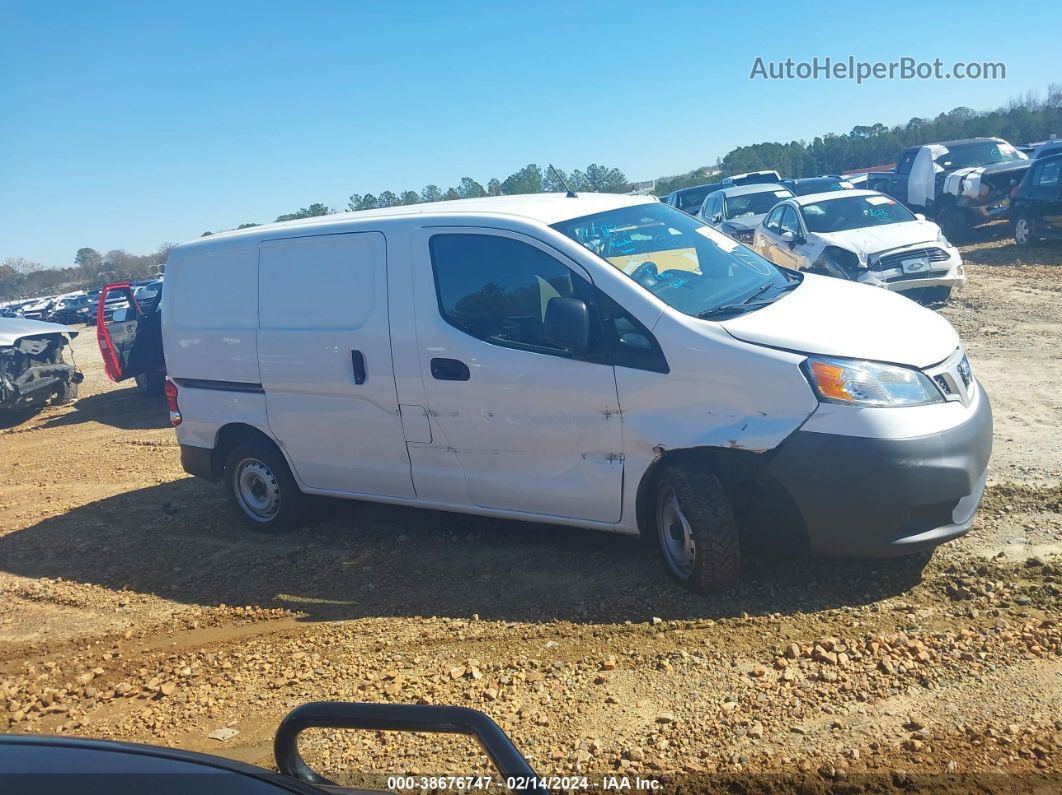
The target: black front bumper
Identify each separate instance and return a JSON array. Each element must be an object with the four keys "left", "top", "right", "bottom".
[{"left": 766, "top": 387, "right": 993, "bottom": 558}]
